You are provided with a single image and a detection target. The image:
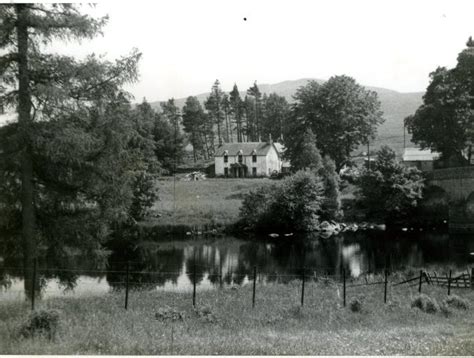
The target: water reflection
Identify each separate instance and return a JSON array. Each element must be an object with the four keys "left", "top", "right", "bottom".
[{"left": 1, "top": 231, "right": 473, "bottom": 299}]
